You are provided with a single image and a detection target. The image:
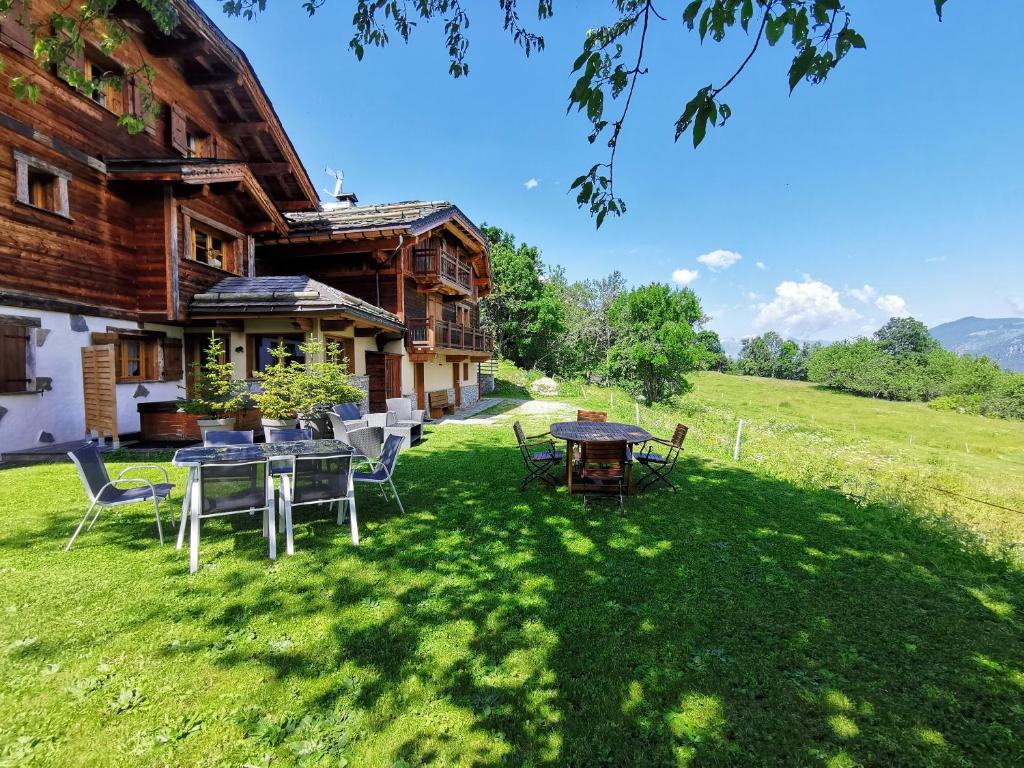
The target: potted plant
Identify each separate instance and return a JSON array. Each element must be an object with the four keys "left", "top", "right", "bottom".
[
  {"left": 179, "top": 333, "right": 250, "bottom": 441},
  {"left": 251, "top": 339, "right": 364, "bottom": 437}
]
